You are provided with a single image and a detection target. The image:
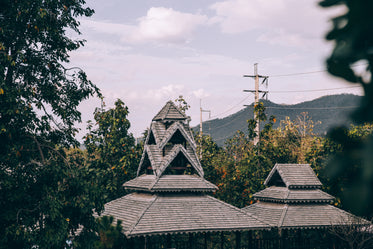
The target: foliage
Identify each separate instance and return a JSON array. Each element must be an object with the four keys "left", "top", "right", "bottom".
[
  {"left": 95, "top": 216, "right": 126, "bottom": 249},
  {"left": 195, "top": 95, "right": 360, "bottom": 147},
  {"left": 174, "top": 95, "right": 190, "bottom": 114},
  {"left": 0, "top": 0, "right": 103, "bottom": 248},
  {"left": 320, "top": 0, "right": 373, "bottom": 217},
  {"left": 84, "top": 99, "right": 141, "bottom": 202}
]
